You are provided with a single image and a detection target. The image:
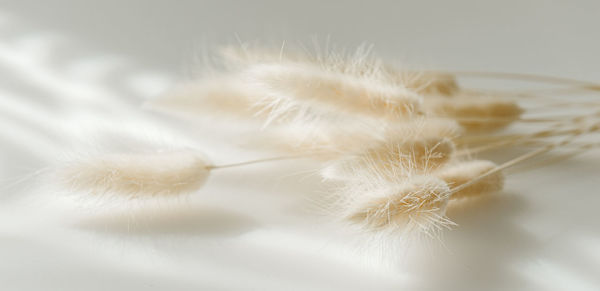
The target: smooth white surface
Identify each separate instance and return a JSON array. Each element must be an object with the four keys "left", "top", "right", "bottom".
[{"left": 1, "top": 1, "right": 600, "bottom": 290}]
